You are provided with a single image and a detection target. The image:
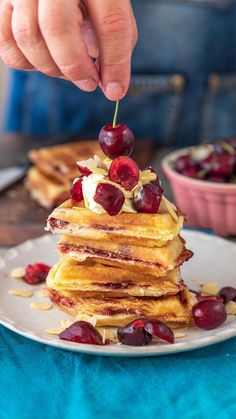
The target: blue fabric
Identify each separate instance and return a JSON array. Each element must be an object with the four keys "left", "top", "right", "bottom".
[
  {"left": 4, "top": 0, "right": 236, "bottom": 146},
  {"left": 0, "top": 324, "right": 236, "bottom": 419}
]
